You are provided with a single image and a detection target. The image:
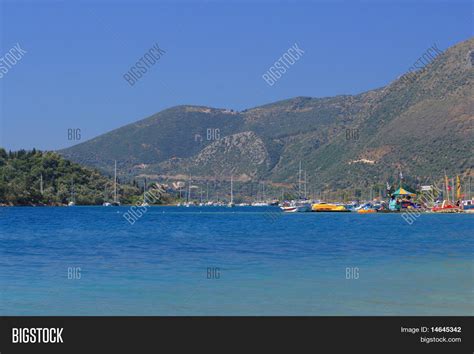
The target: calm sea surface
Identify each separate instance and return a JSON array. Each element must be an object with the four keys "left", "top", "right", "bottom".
[{"left": 1, "top": 206, "right": 473, "bottom": 315}]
